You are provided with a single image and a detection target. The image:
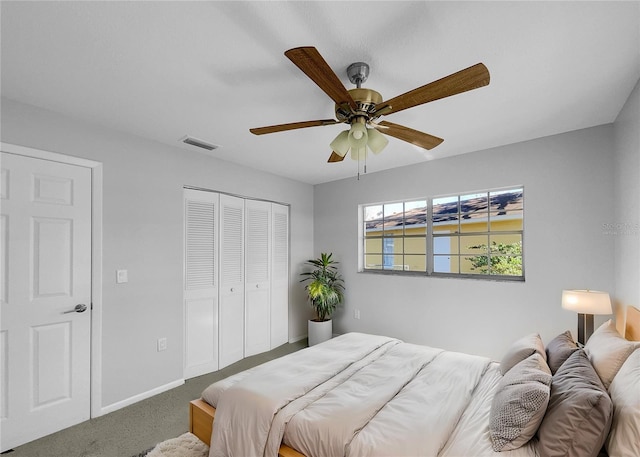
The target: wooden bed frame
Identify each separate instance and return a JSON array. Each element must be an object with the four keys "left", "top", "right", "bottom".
[
  {"left": 189, "top": 305, "right": 640, "bottom": 455},
  {"left": 189, "top": 398, "right": 304, "bottom": 457},
  {"left": 615, "top": 303, "right": 640, "bottom": 341}
]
